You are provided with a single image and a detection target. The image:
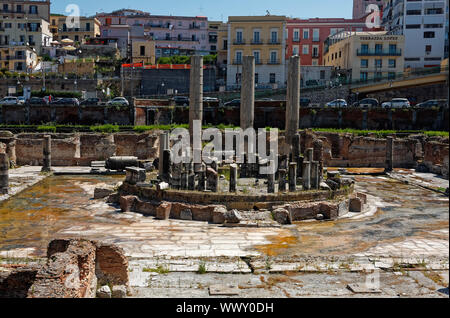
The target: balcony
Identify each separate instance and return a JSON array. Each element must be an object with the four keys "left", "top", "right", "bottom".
[
  {"left": 292, "top": 38, "right": 300, "bottom": 43},
  {"left": 233, "top": 40, "right": 245, "bottom": 45},
  {"left": 255, "top": 59, "right": 262, "bottom": 65},
  {"left": 267, "top": 39, "right": 280, "bottom": 45},
  {"left": 232, "top": 59, "right": 242, "bottom": 65},
  {"left": 60, "top": 28, "right": 93, "bottom": 33},
  {"left": 356, "top": 49, "right": 402, "bottom": 56},
  {"left": 267, "top": 59, "right": 281, "bottom": 65},
  {"left": 251, "top": 40, "right": 263, "bottom": 45},
  {"left": 189, "top": 25, "right": 201, "bottom": 29}
]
